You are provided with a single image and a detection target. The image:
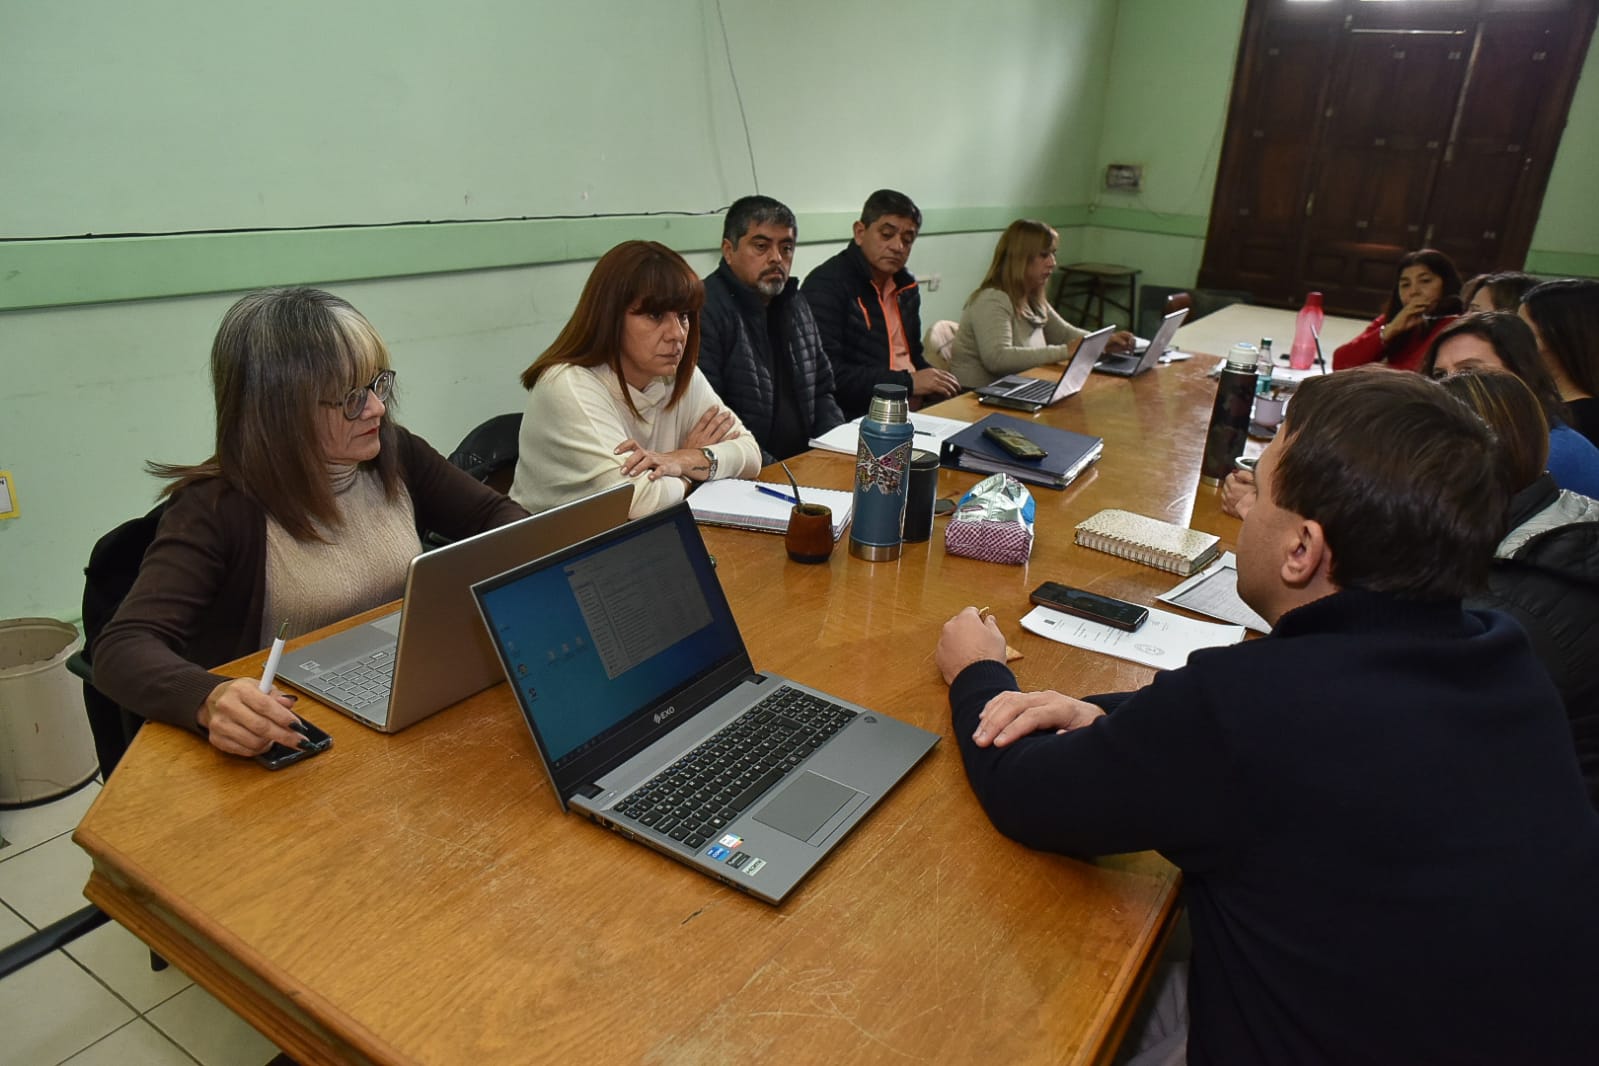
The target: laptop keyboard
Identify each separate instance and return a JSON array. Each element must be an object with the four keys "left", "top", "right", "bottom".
[
  {"left": 304, "top": 650, "right": 394, "bottom": 710},
  {"left": 1003, "top": 378, "right": 1055, "bottom": 404},
  {"left": 613, "top": 685, "right": 857, "bottom": 849}
]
